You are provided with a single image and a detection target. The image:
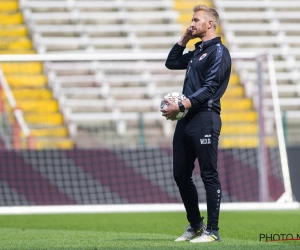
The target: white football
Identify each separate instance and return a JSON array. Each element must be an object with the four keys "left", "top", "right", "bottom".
[{"left": 160, "top": 92, "right": 189, "bottom": 120}]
